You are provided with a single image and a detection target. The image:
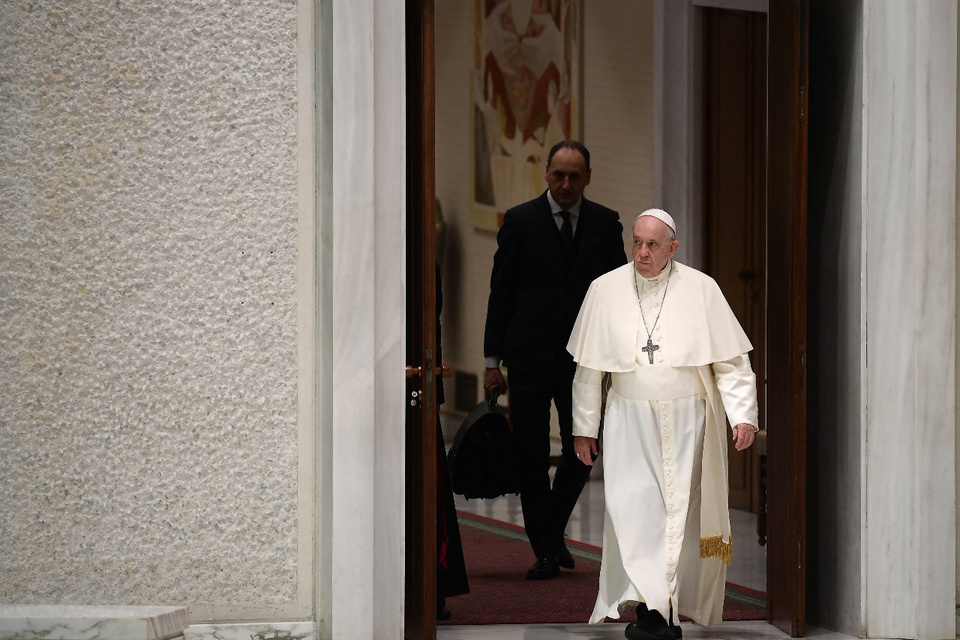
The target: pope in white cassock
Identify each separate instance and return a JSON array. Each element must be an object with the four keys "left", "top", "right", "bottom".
[{"left": 568, "top": 209, "right": 759, "bottom": 640}]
